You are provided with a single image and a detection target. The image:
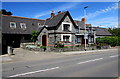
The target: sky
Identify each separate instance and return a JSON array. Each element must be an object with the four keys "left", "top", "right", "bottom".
[{"left": 2, "top": 2, "right": 119, "bottom": 28}]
